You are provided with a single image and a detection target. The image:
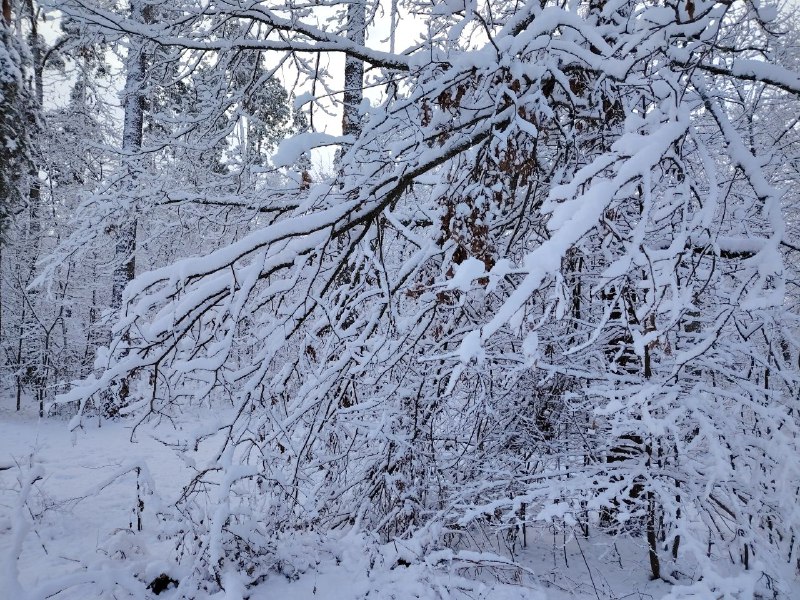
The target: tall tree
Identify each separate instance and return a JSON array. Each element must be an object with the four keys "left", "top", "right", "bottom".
[
  {"left": 0, "top": 0, "right": 34, "bottom": 239},
  {"left": 342, "top": 0, "right": 365, "bottom": 139},
  {"left": 110, "top": 0, "right": 147, "bottom": 315}
]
